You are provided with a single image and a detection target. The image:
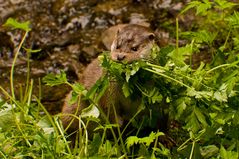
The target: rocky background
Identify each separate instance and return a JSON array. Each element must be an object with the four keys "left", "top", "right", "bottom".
[{"left": 0, "top": 0, "right": 190, "bottom": 113}]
